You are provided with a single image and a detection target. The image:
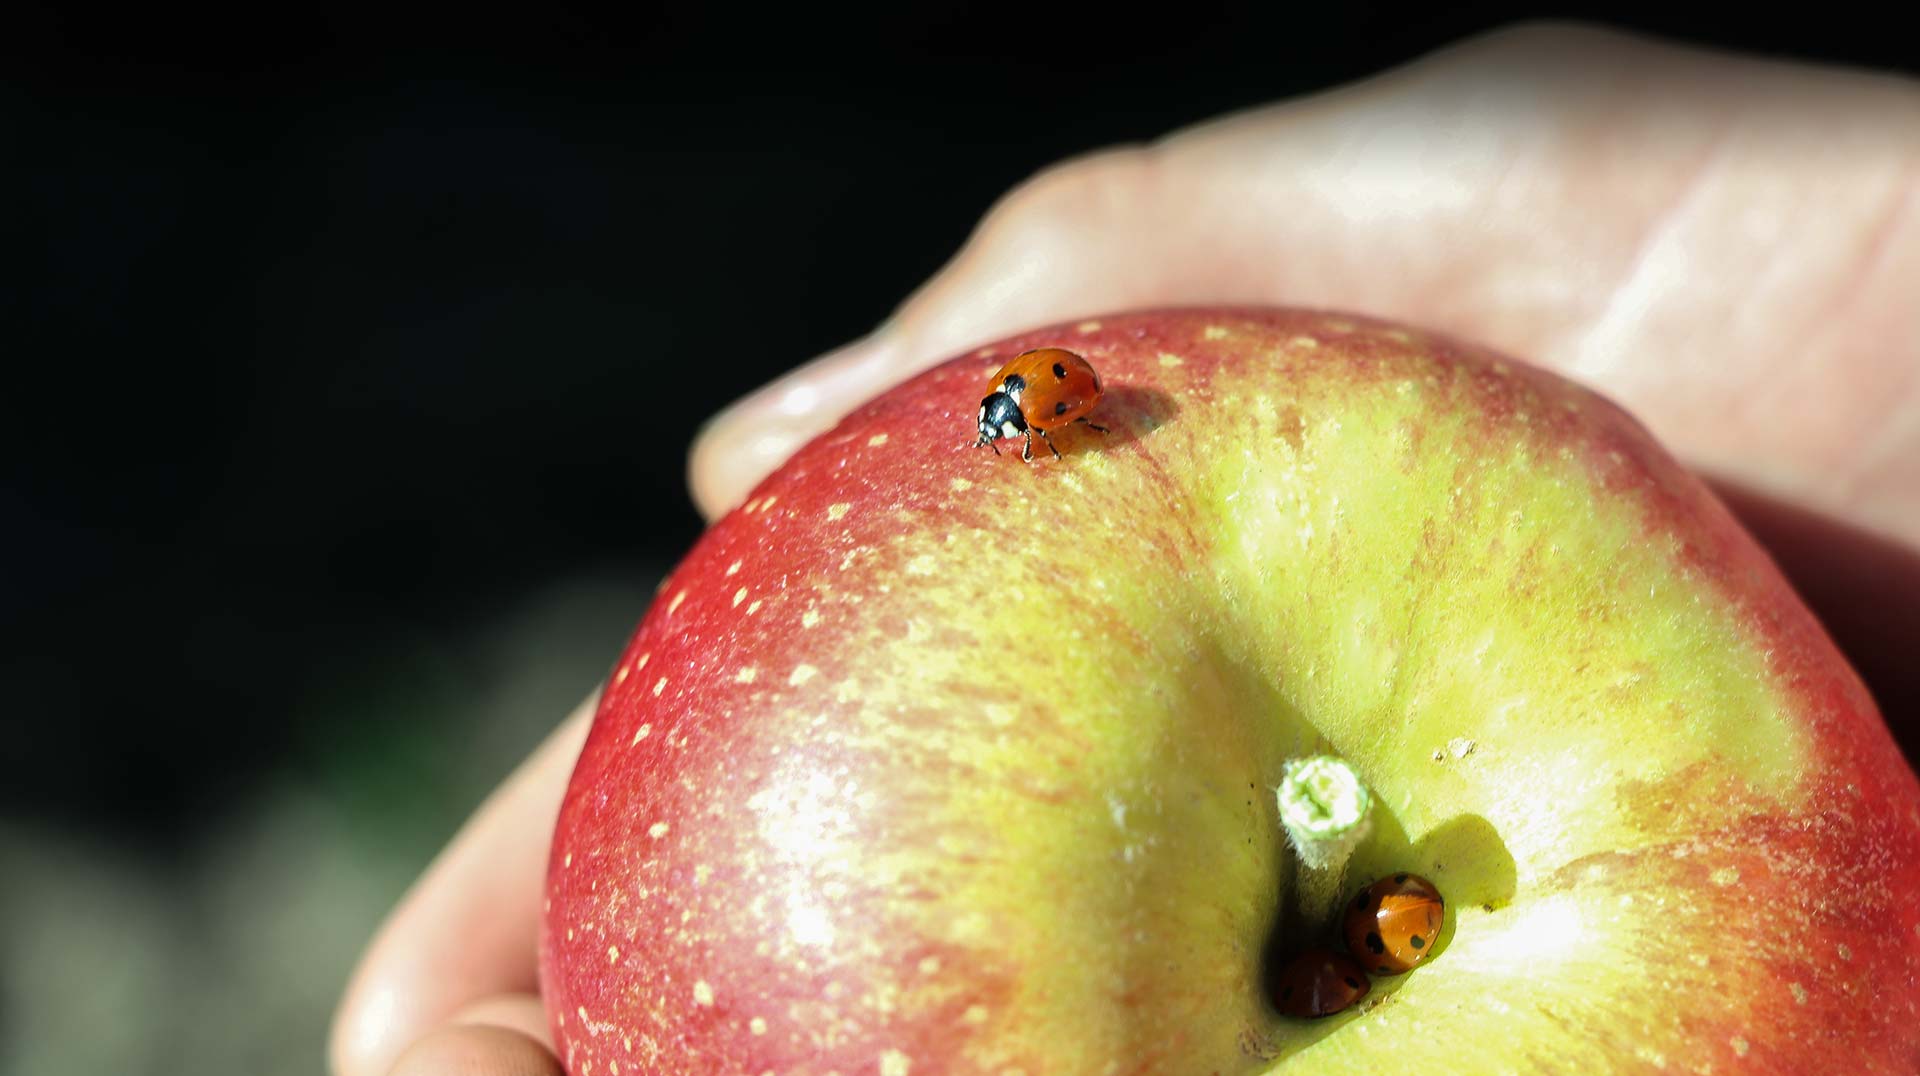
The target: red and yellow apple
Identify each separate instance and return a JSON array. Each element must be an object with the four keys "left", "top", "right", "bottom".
[{"left": 540, "top": 308, "right": 1920, "bottom": 1073}]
